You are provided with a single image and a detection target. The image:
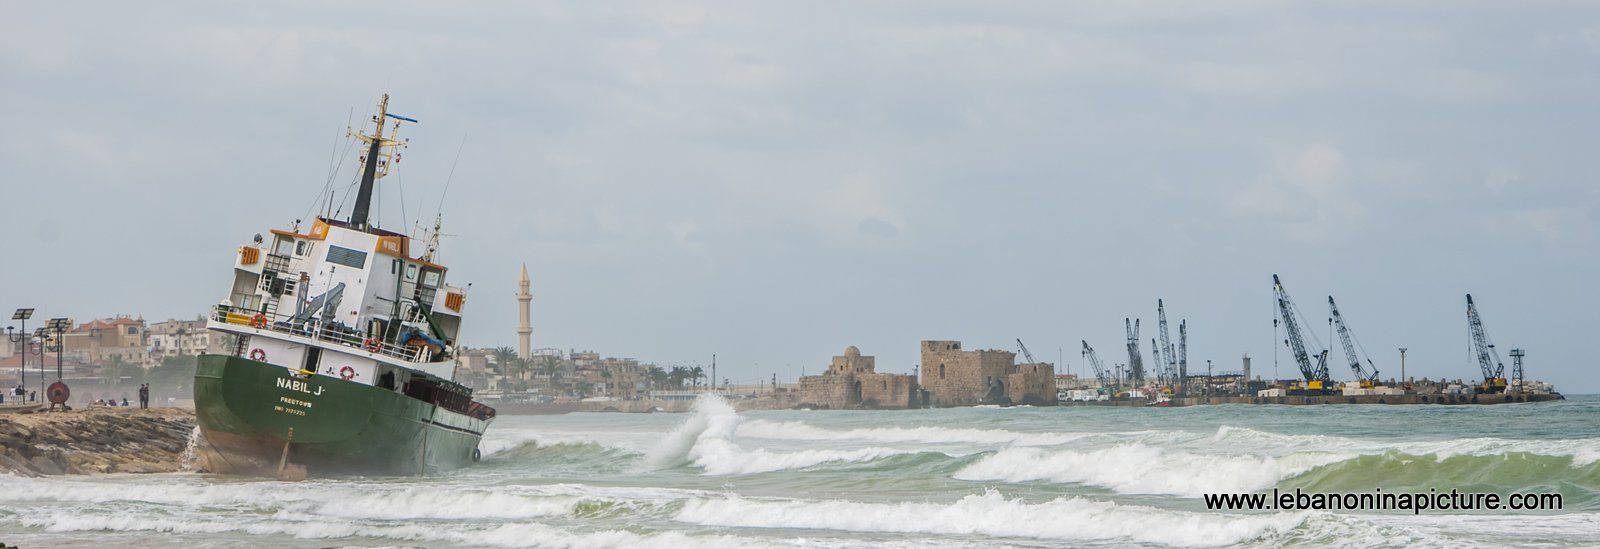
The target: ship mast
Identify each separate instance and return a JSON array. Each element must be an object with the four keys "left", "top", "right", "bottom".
[{"left": 347, "top": 94, "right": 412, "bottom": 232}]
